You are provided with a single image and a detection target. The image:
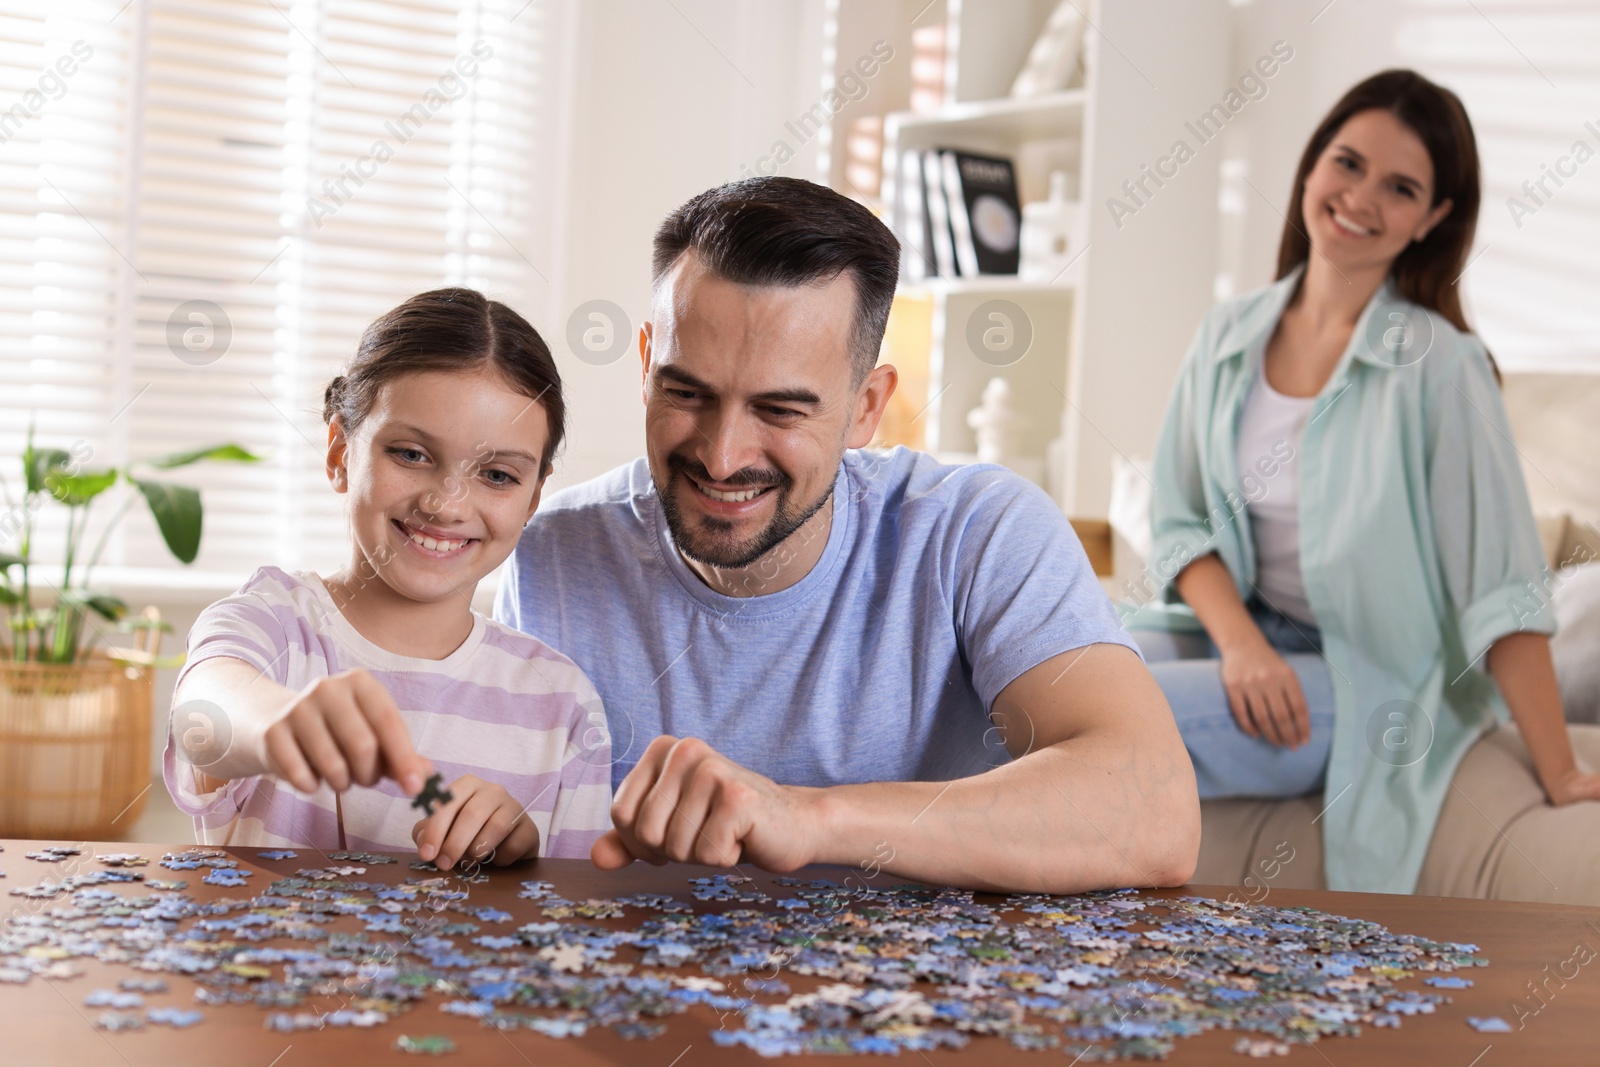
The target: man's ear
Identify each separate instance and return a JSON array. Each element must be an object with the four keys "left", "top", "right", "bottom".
[
  {"left": 844, "top": 363, "right": 899, "bottom": 450},
  {"left": 639, "top": 322, "right": 653, "bottom": 405},
  {"left": 326, "top": 419, "right": 350, "bottom": 494},
  {"left": 524, "top": 464, "right": 551, "bottom": 525}
]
